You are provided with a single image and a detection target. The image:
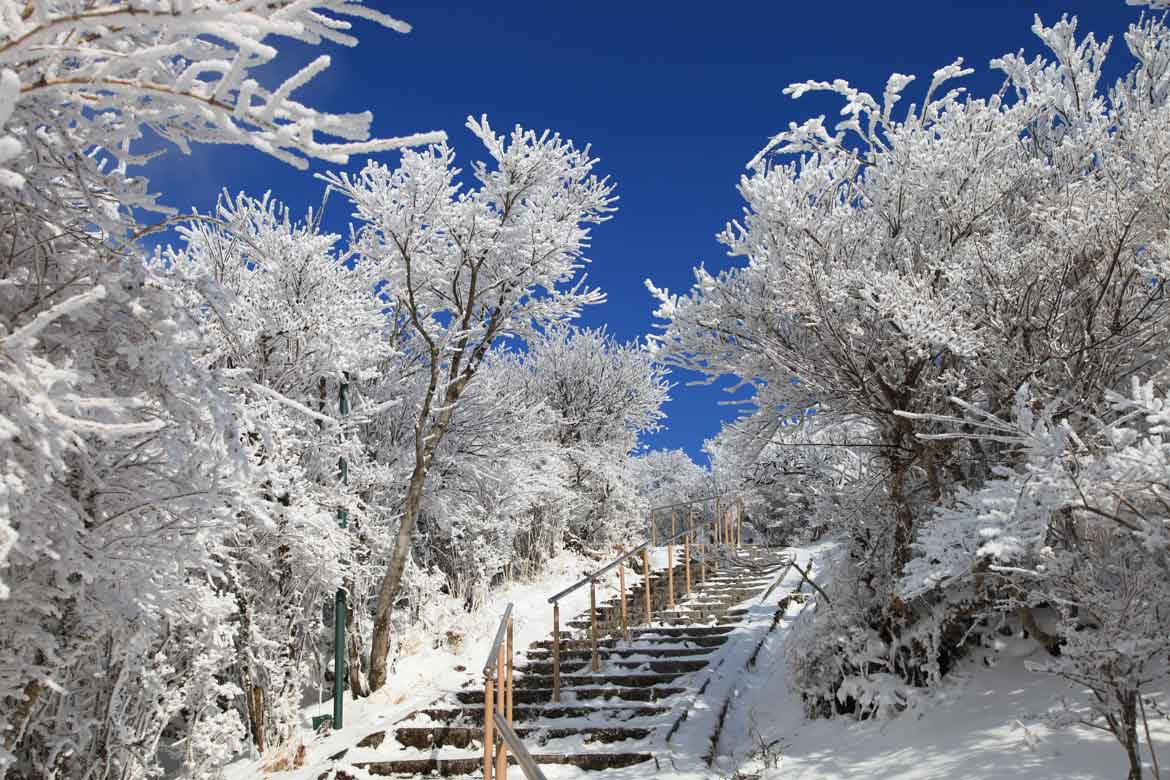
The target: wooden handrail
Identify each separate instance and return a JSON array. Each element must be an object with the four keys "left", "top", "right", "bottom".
[
  {"left": 546, "top": 496, "right": 748, "bottom": 704},
  {"left": 547, "top": 503, "right": 732, "bottom": 605},
  {"left": 483, "top": 602, "right": 513, "bottom": 677},
  {"left": 483, "top": 605, "right": 515, "bottom": 780},
  {"left": 546, "top": 543, "right": 650, "bottom": 605},
  {"left": 646, "top": 493, "right": 732, "bottom": 513}
]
